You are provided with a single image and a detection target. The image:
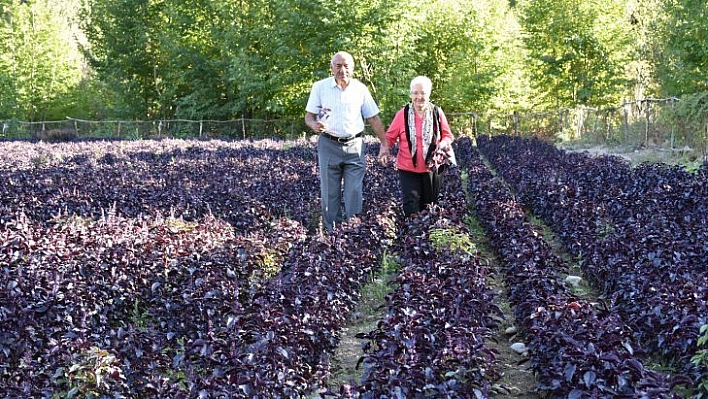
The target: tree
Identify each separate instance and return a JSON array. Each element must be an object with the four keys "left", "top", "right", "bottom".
[
  {"left": 350, "top": 0, "right": 522, "bottom": 120},
  {"left": 0, "top": 0, "right": 84, "bottom": 120},
  {"left": 79, "top": 0, "right": 213, "bottom": 119},
  {"left": 654, "top": 0, "right": 708, "bottom": 96},
  {"left": 518, "top": 0, "right": 633, "bottom": 107},
  {"left": 619, "top": 0, "right": 664, "bottom": 100},
  {"left": 222, "top": 0, "right": 400, "bottom": 120},
  {"left": 421, "top": 0, "right": 522, "bottom": 114},
  {"left": 147, "top": 0, "right": 244, "bottom": 120},
  {"left": 222, "top": 0, "right": 343, "bottom": 120}
]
